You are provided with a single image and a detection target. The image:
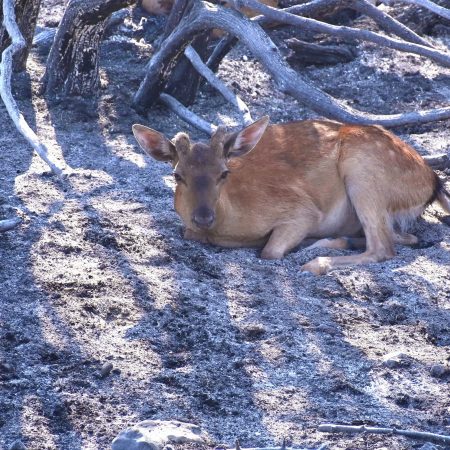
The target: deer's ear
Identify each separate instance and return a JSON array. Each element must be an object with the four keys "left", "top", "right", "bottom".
[
  {"left": 132, "top": 124, "right": 176, "bottom": 162},
  {"left": 223, "top": 116, "right": 269, "bottom": 159}
]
